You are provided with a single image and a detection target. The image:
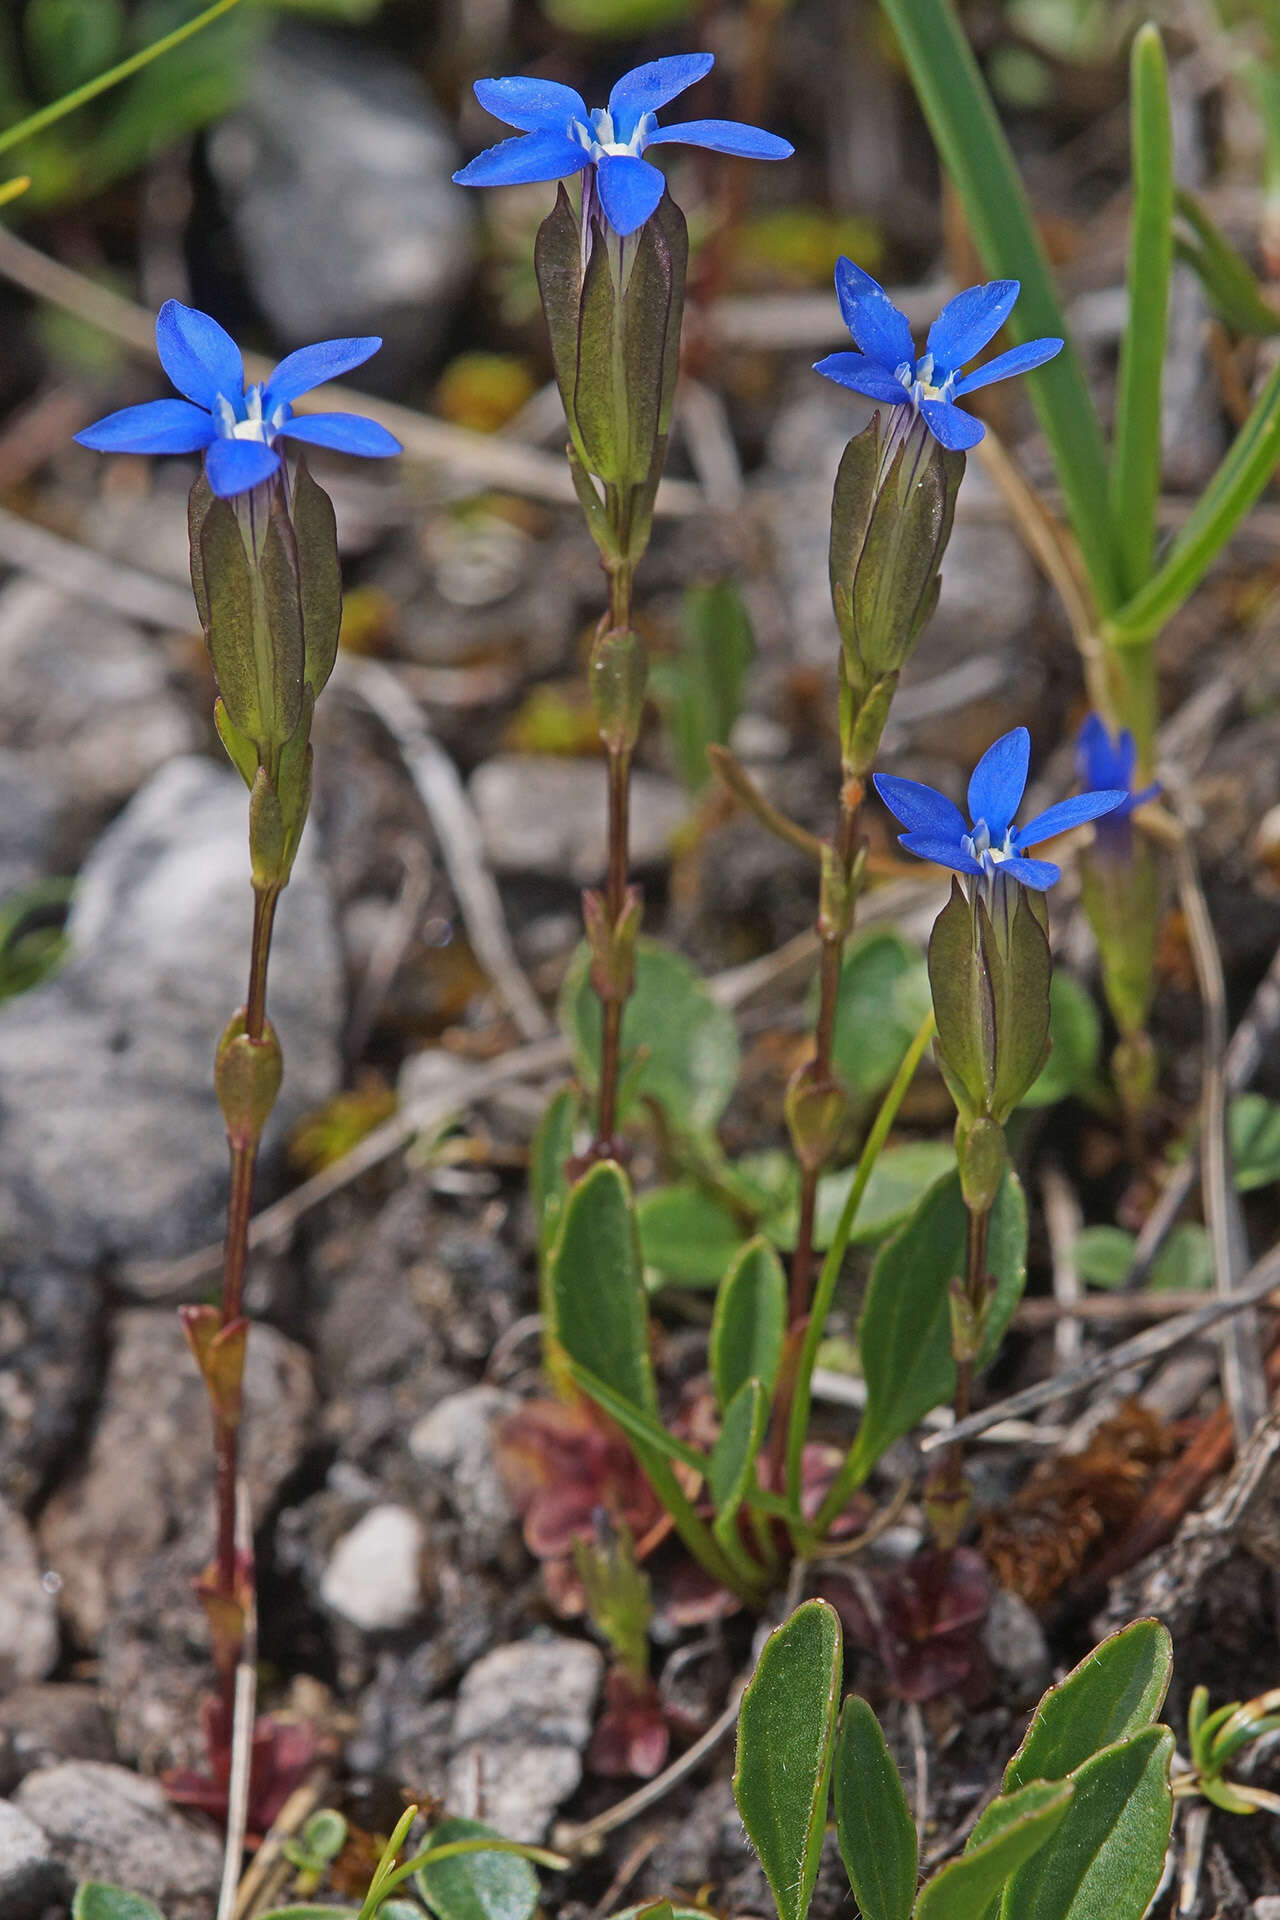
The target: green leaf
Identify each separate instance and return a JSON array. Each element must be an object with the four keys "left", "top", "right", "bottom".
[
  {"left": 1231, "top": 1092, "right": 1280, "bottom": 1191},
  {"left": 637, "top": 1181, "right": 749, "bottom": 1284},
  {"left": 710, "top": 1235, "right": 787, "bottom": 1411},
  {"left": 1107, "top": 350, "right": 1280, "bottom": 646},
  {"left": 300, "top": 1807, "right": 348, "bottom": 1863},
  {"left": 1000, "top": 1728, "right": 1174, "bottom": 1920},
  {"left": 260, "top": 495, "right": 305, "bottom": 745},
  {"left": 734, "top": 1600, "right": 842, "bottom": 1920},
  {"left": 928, "top": 878, "right": 994, "bottom": 1120},
  {"left": 847, "top": 1169, "right": 1027, "bottom": 1483},
  {"left": 829, "top": 930, "right": 931, "bottom": 1098},
  {"left": 832, "top": 1696, "right": 917, "bottom": 1920},
  {"left": 1175, "top": 189, "right": 1280, "bottom": 338},
  {"left": 917, "top": 1780, "right": 1073, "bottom": 1920},
  {"left": 551, "top": 1161, "right": 655, "bottom": 1415},
  {"left": 73, "top": 1887, "right": 167, "bottom": 1920},
  {"left": 531, "top": 1085, "right": 579, "bottom": 1256},
  {"left": 292, "top": 458, "right": 342, "bottom": 698},
  {"left": 560, "top": 938, "right": 740, "bottom": 1136},
  {"left": 1109, "top": 25, "right": 1173, "bottom": 599},
  {"left": 1021, "top": 973, "right": 1102, "bottom": 1109},
  {"left": 708, "top": 1378, "right": 767, "bottom": 1545},
  {"left": 1073, "top": 1225, "right": 1136, "bottom": 1290},
  {"left": 811, "top": 1142, "right": 955, "bottom": 1249},
  {"left": 534, "top": 185, "right": 589, "bottom": 466},
  {"left": 1004, "top": 1618, "right": 1172, "bottom": 1789},
  {"left": 651, "top": 580, "right": 755, "bottom": 795},
  {"left": 25, "top": 0, "right": 124, "bottom": 100},
  {"left": 1149, "top": 1223, "right": 1212, "bottom": 1292},
  {"left": 415, "top": 1819, "right": 539, "bottom": 1920},
  {"left": 877, "top": 0, "right": 1119, "bottom": 611}
]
